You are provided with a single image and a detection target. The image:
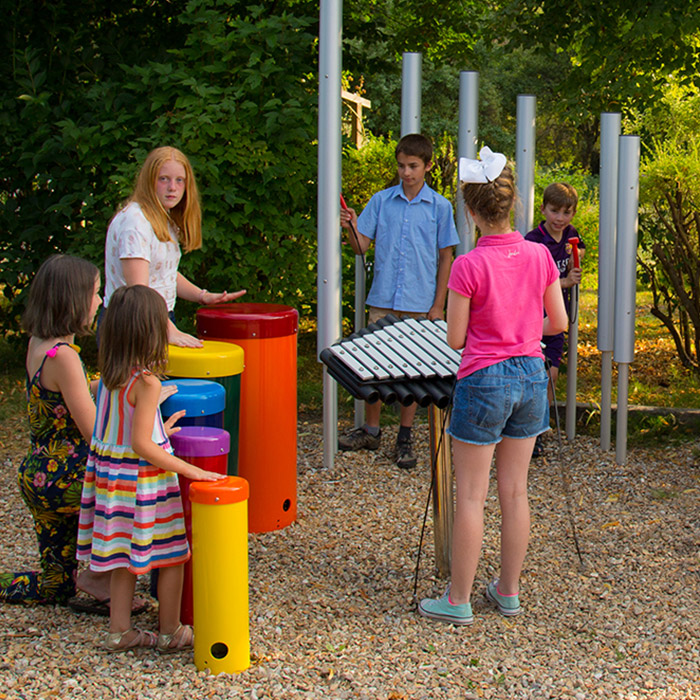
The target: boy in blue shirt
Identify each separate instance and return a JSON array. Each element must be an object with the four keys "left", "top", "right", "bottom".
[{"left": 339, "top": 134, "right": 460, "bottom": 469}]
